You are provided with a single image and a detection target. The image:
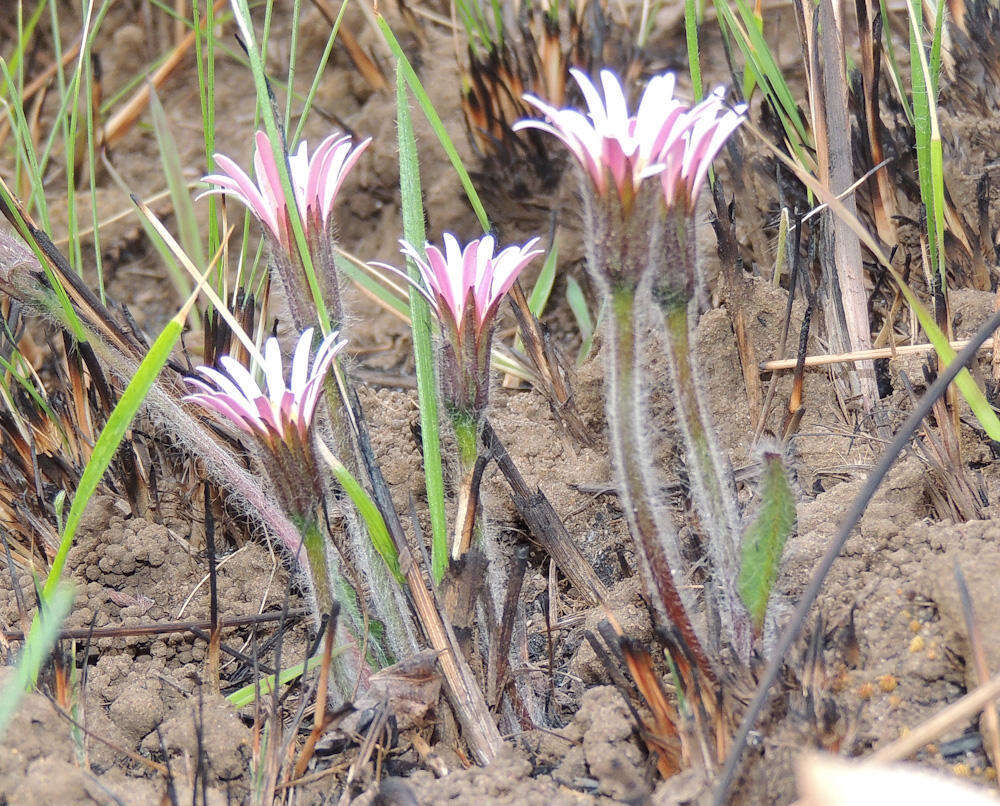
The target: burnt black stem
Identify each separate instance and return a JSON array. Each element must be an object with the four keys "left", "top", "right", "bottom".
[
  {"left": 492, "top": 544, "right": 529, "bottom": 706},
  {"left": 713, "top": 306, "right": 1000, "bottom": 805}
]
